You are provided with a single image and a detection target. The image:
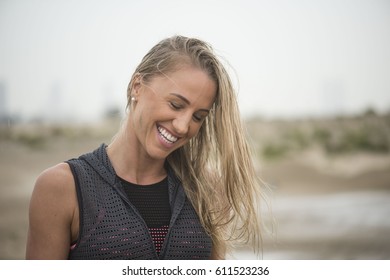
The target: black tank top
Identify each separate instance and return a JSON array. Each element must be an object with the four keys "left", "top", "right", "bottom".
[
  {"left": 67, "top": 144, "right": 212, "bottom": 259},
  {"left": 119, "top": 177, "right": 171, "bottom": 255}
]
